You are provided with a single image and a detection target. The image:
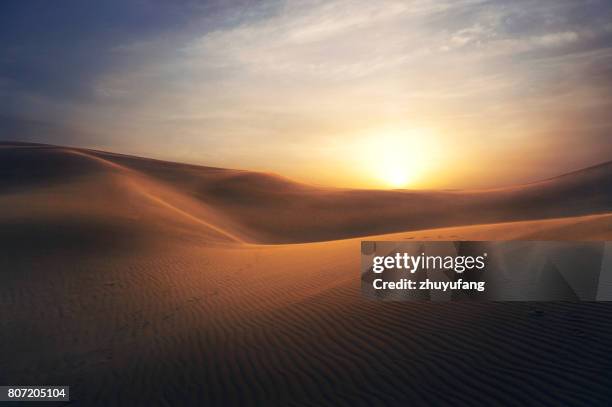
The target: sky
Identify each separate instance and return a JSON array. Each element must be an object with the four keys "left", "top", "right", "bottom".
[{"left": 1, "top": 0, "right": 612, "bottom": 189}]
